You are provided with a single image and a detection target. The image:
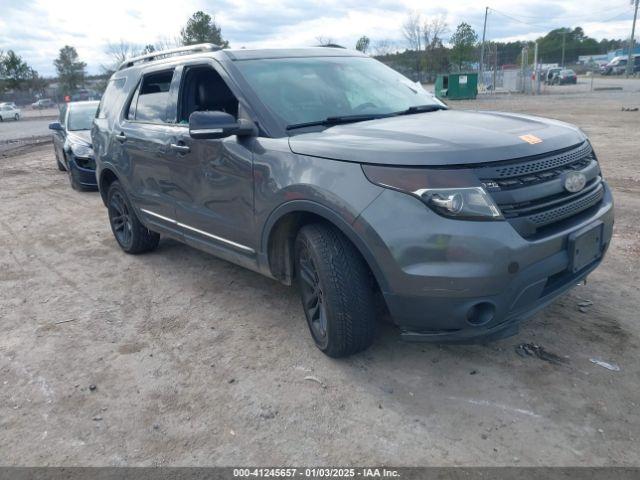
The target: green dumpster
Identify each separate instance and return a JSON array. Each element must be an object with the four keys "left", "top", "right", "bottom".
[{"left": 435, "top": 73, "right": 478, "bottom": 100}]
